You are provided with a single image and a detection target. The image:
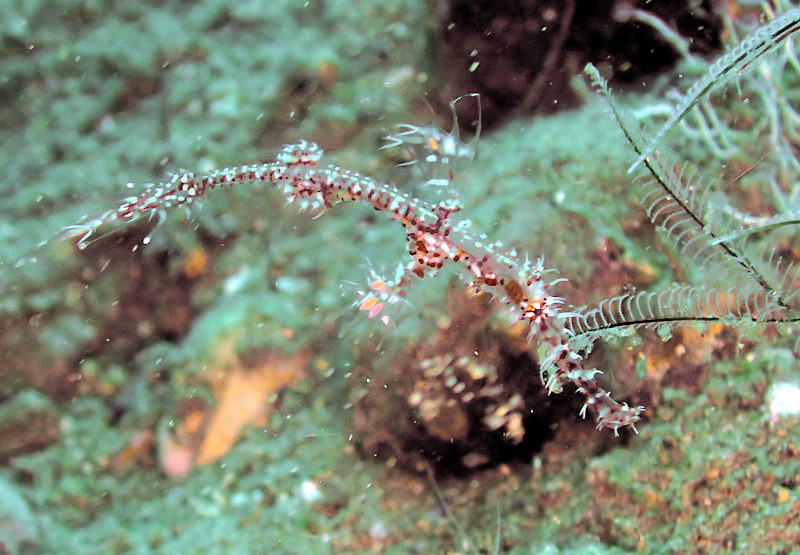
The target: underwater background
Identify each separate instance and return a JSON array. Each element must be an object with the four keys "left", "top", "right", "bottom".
[{"left": 1, "top": 1, "right": 799, "bottom": 553}]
